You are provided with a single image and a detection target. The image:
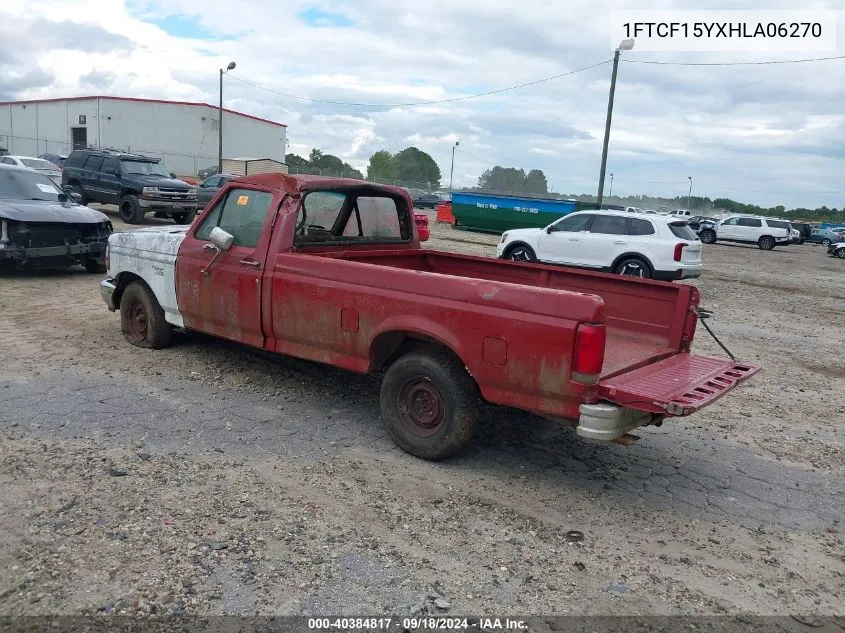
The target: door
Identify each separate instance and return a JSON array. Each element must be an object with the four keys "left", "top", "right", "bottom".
[
  {"left": 536, "top": 213, "right": 593, "bottom": 264},
  {"left": 100, "top": 157, "right": 121, "bottom": 204},
  {"left": 71, "top": 127, "right": 87, "bottom": 150},
  {"left": 717, "top": 217, "right": 741, "bottom": 239},
  {"left": 175, "top": 187, "right": 278, "bottom": 348},
  {"left": 735, "top": 217, "right": 762, "bottom": 241},
  {"left": 577, "top": 214, "right": 629, "bottom": 269},
  {"left": 80, "top": 155, "right": 104, "bottom": 199}
]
